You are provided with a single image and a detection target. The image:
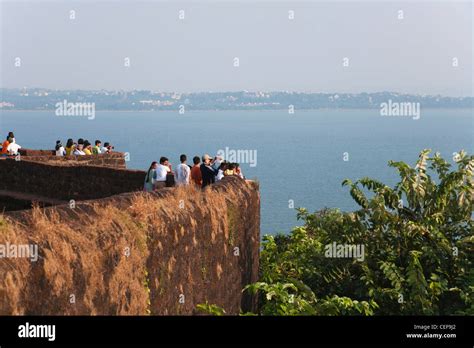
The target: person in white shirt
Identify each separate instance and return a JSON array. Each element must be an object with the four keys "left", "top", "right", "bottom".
[
  {"left": 175, "top": 154, "right": 191, "bottom": 186},
  {"left": 55, "top": 140, "right": 66, "bottom": 156},
  {"left": 155, "top": 156, "right": 171, "bottom": 189},
  {"left": 73, "top": 144, "right": 86, "bottom": 156},
  {"left": 216, "top": 162, "right": 227, "bottom": 181},
  {"left": 100, "top": 142, "right": 114, "bottom": 154},
  {"left": 7, "top": 139, "right": 21, "bottom": 156}
]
